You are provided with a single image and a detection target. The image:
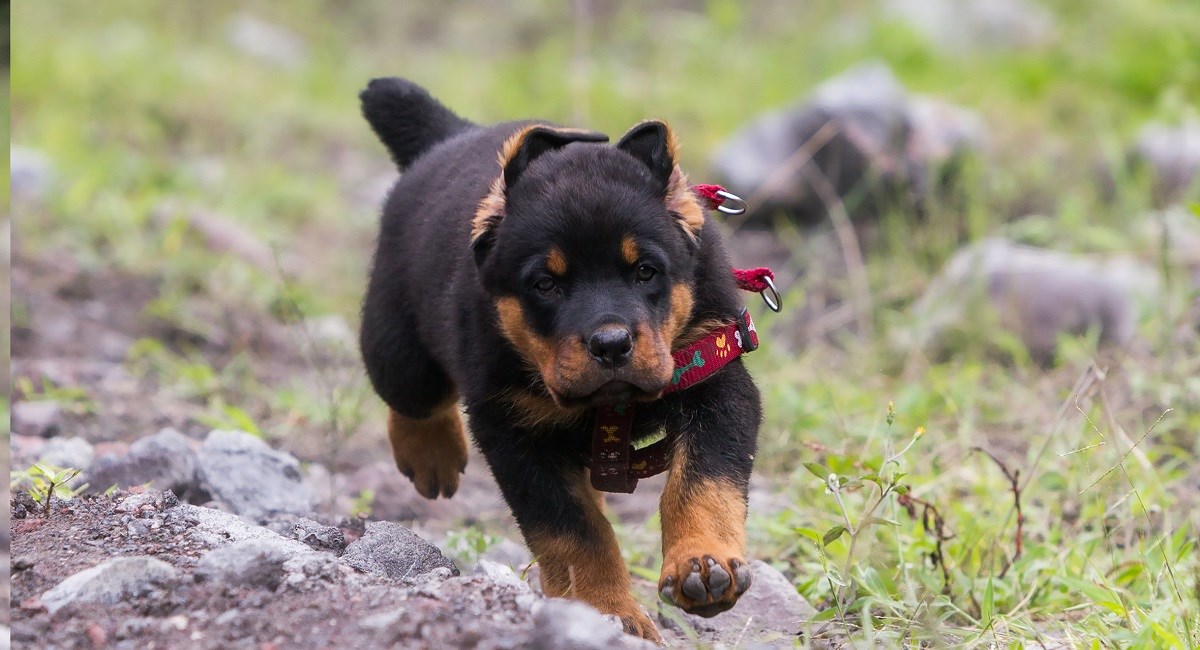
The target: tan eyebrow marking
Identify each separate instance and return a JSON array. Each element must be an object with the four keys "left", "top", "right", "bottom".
[
  {"left": 547, "top": 246, "right": 568, "bottom": 275},
  {"left": 621, "top": 236, "right": 640, "bottom": 265}
]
